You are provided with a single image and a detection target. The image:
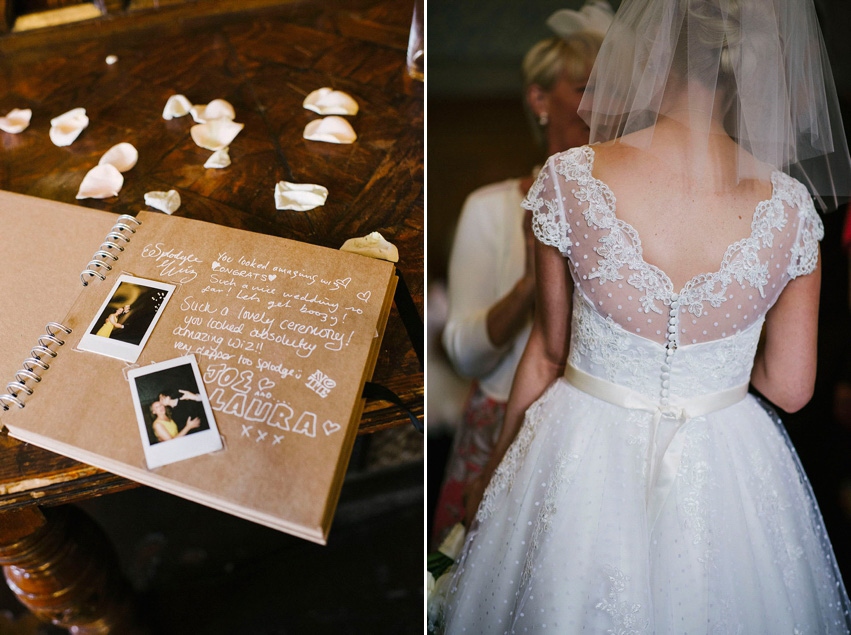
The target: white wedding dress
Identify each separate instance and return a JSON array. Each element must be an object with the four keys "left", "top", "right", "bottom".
[{"left": 440, "top": 146, "right": 851, "bottom": 634}]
